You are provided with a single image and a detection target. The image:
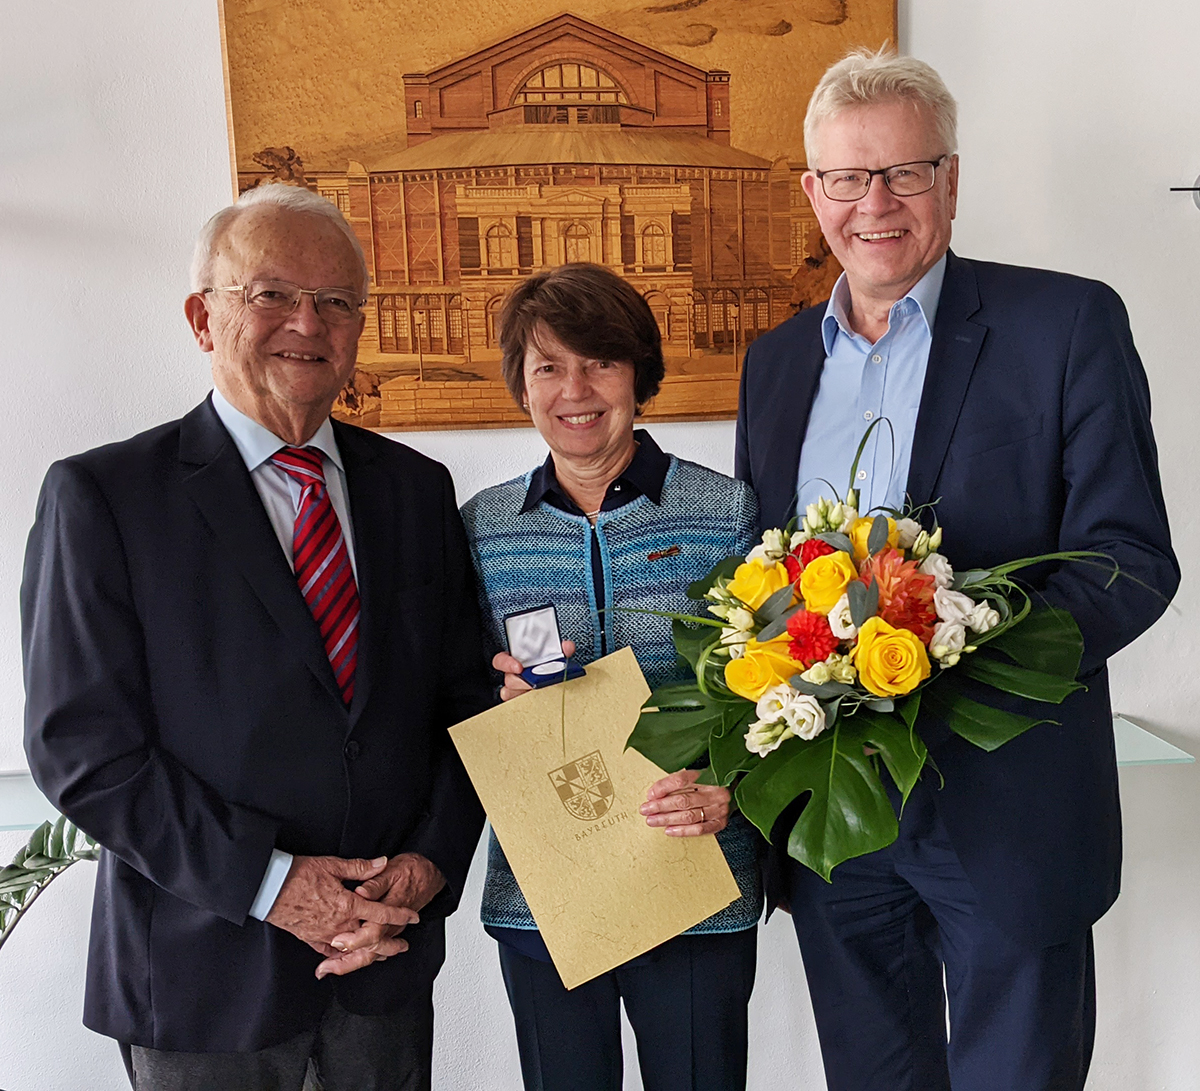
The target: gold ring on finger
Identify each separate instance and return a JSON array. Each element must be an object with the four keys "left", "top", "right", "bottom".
[{"left": 700, "top": 806, "right": 706, "bottom": 822}]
